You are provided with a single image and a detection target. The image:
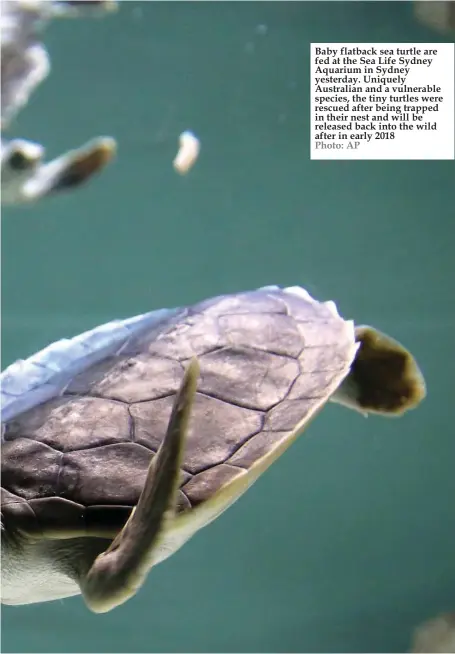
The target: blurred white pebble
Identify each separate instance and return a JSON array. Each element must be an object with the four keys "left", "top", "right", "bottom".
[
  {"left": 410, "top": 612, "right": 455, "bottom": 653},
  {"left": 173, "top": 131, "right": 200, "bottom": 175}
]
